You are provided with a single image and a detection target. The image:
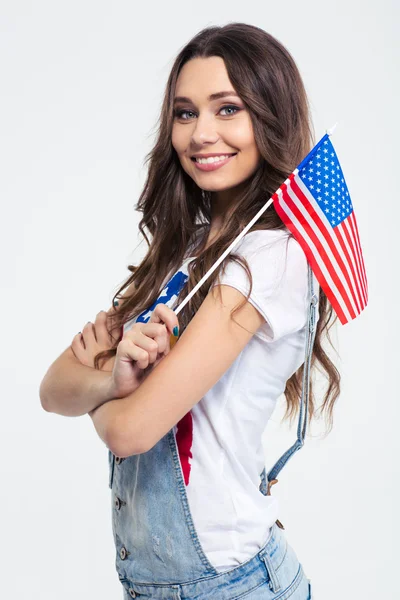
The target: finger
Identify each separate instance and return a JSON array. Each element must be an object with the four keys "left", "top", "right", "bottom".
[
  {"left": 94, "top": 310, "right": 115, "bottom": 348},
  {"left": 81, "top": 321, "right": 97, "bottom": 352},
  {"left": 124, "top": 327, "right": 160, "bottom": 364},
  {"left": 71, "top": 333, "right": 91, "bottom": 366},
  {"left": 130, "top": 322, "right": 170, "bottom": 355},
  {"left": 118, "top": 338, "right": 153, "bottom": 370},
  {"left": 149, "top": 303, "right": 179, "bottom": 337}
]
